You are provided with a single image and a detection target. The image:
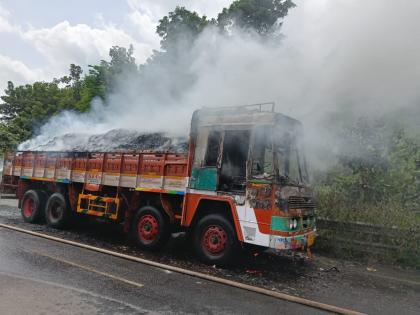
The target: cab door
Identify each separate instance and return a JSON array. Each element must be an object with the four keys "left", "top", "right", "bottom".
[{"left": 218, "top": 130, "right": 250, "bottom": 192}]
